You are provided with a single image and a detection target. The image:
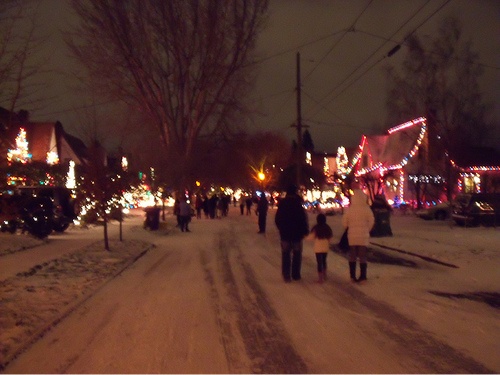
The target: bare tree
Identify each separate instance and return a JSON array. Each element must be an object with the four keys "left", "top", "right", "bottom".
[
  {"left": 0, "top": 1, "right": 48, "bottom": 113},
  {"left": 67, "top": 0, "right": 269, "bottom": 187},
  {"left": 0, "top": 1, "right": 50, "bottom": 167},
  {"left": 385, "top": 17, "right": 492, "bottom": 199}
]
